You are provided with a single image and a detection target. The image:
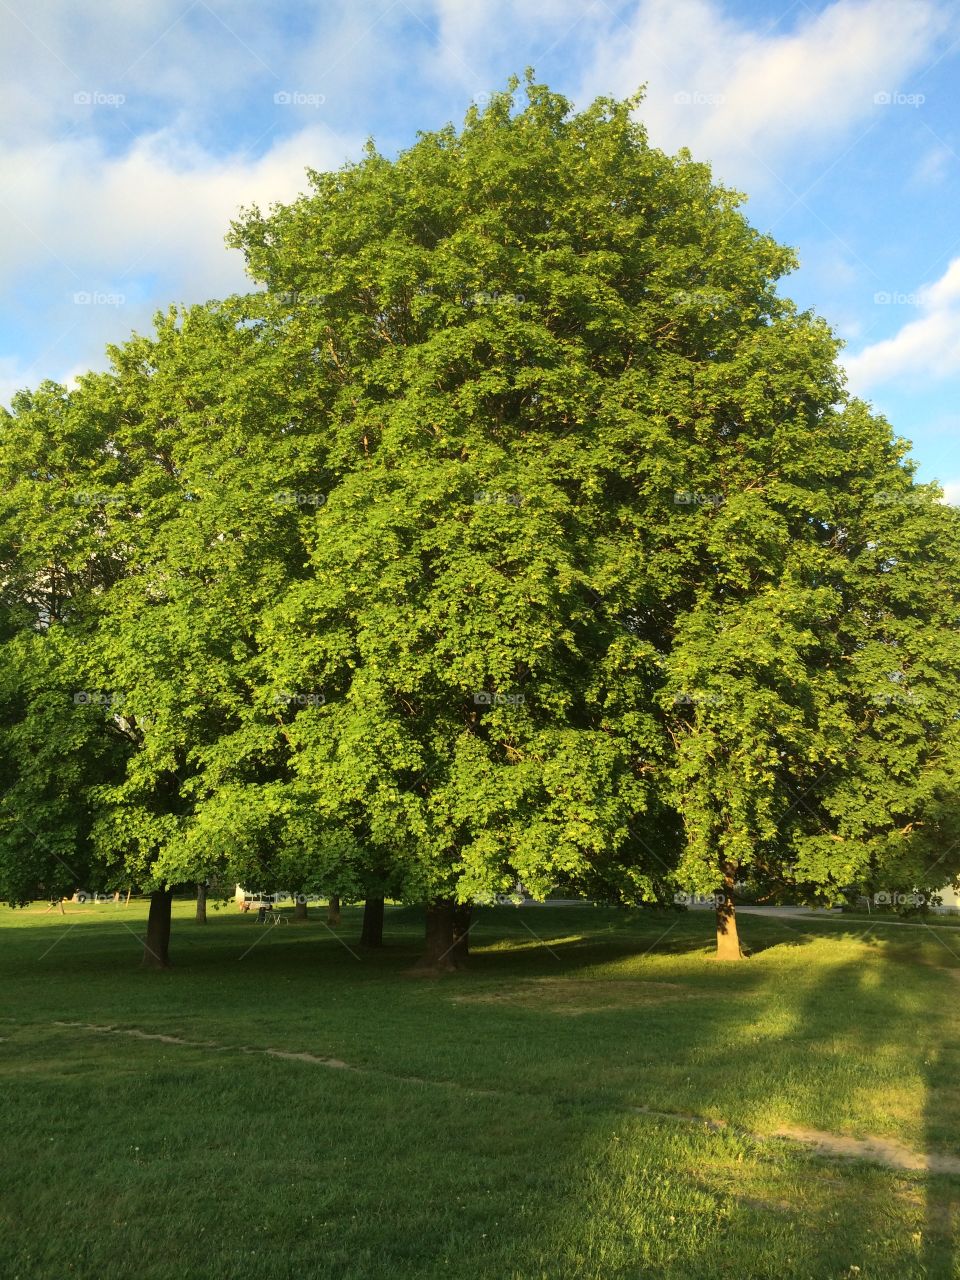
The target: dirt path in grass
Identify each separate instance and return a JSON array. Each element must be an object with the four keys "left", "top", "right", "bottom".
[
  {"left": 49, "top": 1020, "right": 503, "bottom": 1096},
  {"left": 629, "top": 1105, "right": 960, "bottom": 1175},
  {"left": 46, "top": 1019, "right": 960, "bottom": 1175}
]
